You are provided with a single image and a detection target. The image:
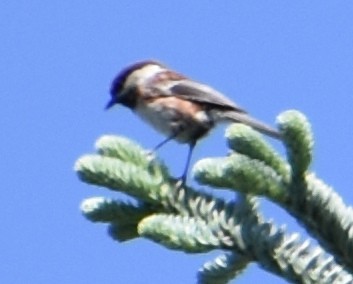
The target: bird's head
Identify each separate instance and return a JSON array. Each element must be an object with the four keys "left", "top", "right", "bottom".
[{"left": 105, "top": 60, "right": 166, "bottom": 109}]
